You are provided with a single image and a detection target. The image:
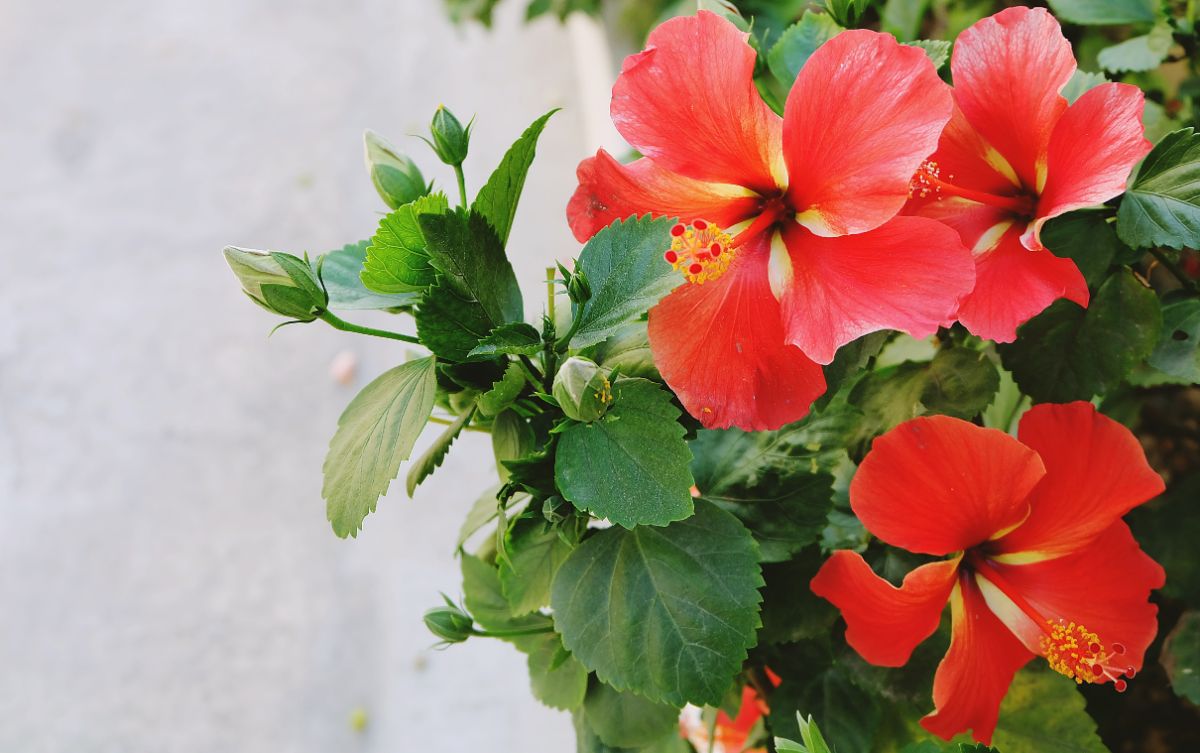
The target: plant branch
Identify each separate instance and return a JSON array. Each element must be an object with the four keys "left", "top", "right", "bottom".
[{"left": 318, "top": 310, "right": 421, "bottom": 344}]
